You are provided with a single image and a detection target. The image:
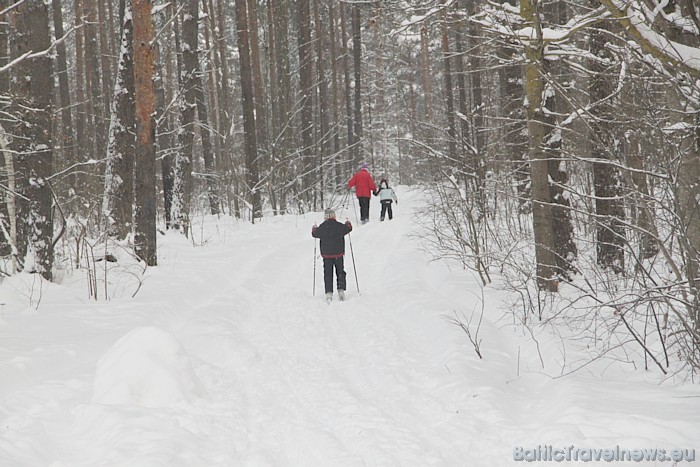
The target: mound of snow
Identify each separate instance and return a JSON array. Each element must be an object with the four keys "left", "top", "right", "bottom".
[{"left": 92, "top": 326, "right": 202, "bottom": 407}]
